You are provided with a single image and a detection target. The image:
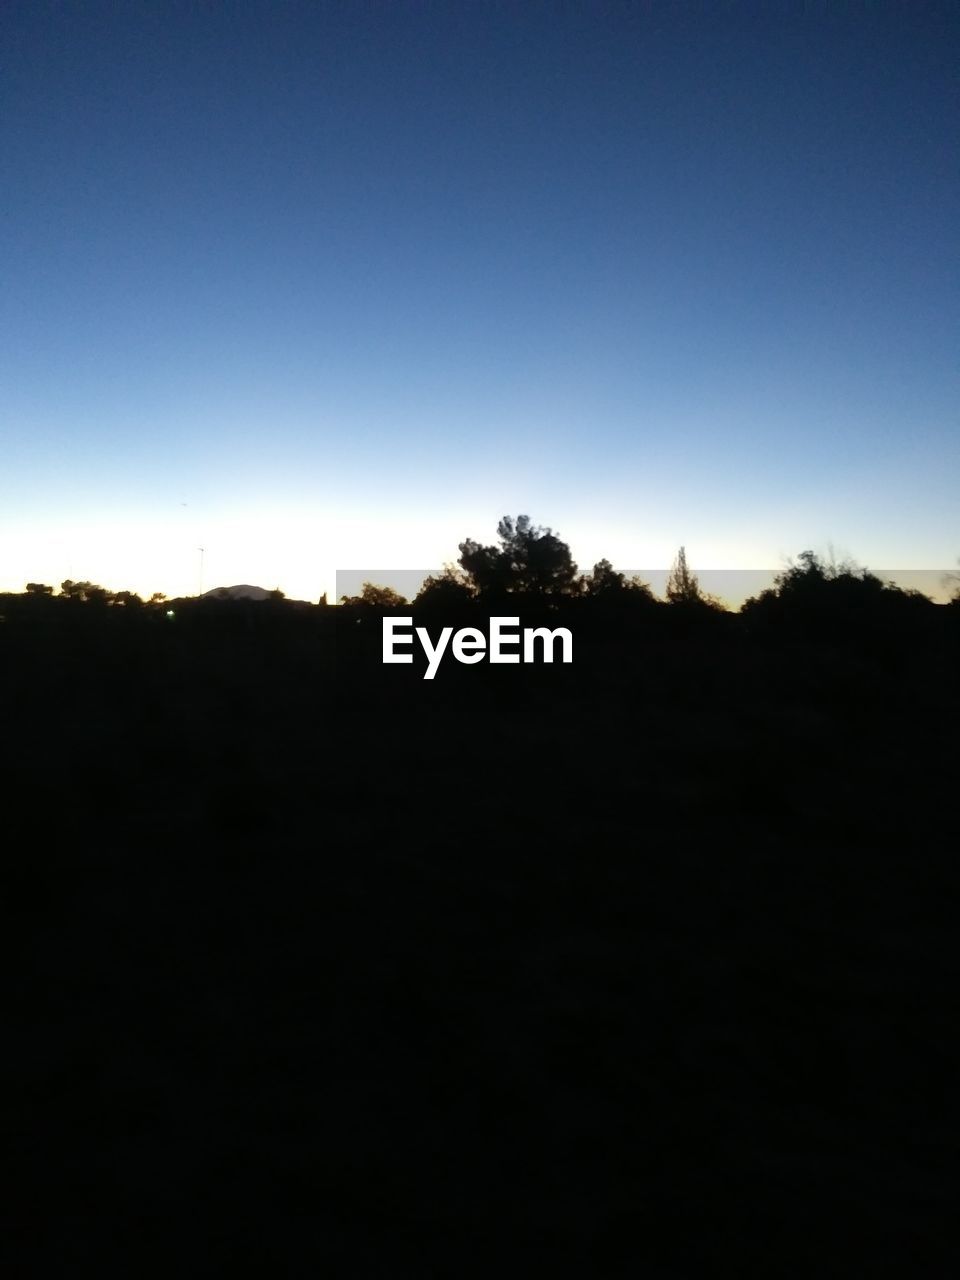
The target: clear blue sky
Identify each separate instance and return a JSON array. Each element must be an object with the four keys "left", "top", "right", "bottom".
[{"left": 2, "top": 1, "right": 957, "bottom": 601}]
